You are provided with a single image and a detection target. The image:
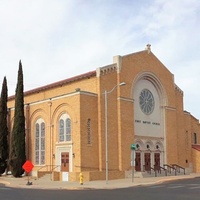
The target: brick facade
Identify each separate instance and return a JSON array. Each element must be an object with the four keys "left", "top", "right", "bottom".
[{"left": 7, "top": 45, "right": 200, "bottom": 181}]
